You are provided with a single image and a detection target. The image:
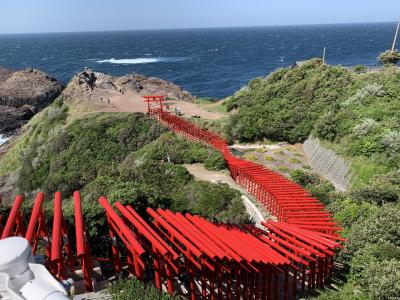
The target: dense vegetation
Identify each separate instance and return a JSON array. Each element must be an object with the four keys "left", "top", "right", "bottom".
[
  {"left": 225, "top": 60, "right": 400, "bottom": 299},
  {"left": 108, "top": 278, "right": 178, "bottom": 300},
  {"left": 0, "top": 97, "right": 248, "bottom": 255}
]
